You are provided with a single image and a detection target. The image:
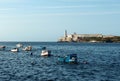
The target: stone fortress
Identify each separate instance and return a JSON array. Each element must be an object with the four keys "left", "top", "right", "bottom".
[{"left": 58, "top": 30, "right": 120, "bottom": 43}]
